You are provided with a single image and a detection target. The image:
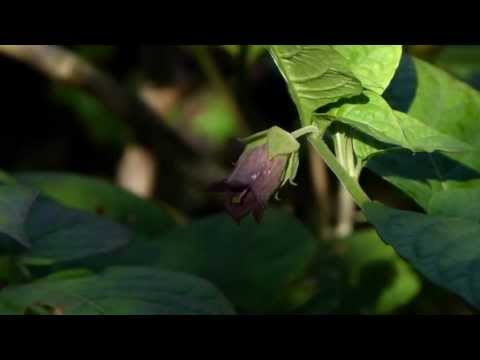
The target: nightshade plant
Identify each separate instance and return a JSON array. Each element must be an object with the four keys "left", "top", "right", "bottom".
[
  {"left": 1, "top": 45, "right": 480, "bottom": 314},
  {"left": 214, "top": 45, "right": 480, "bottom": 312}
]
